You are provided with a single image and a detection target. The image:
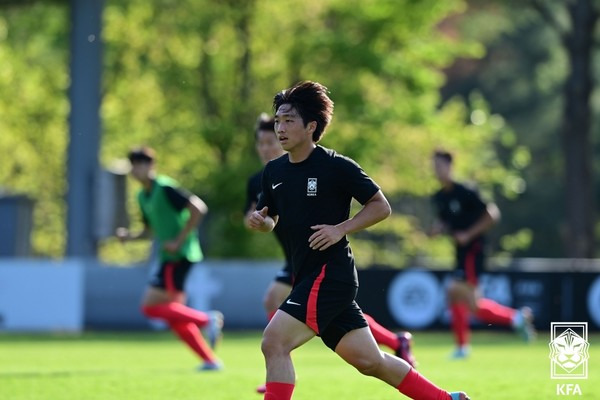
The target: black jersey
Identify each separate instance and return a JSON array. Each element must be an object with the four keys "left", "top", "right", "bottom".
[
  {"left": 431, "top": 182, "right": 487, "bottom": 246},
  {"left": 257, "top": 145, "right": 380, "bottom": 286},
  {"left": 245, "top": 168, "right": 291, "bottom": 266},
  {"left": 244, "top": 171, "right": 262, "bottom": 214}
]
